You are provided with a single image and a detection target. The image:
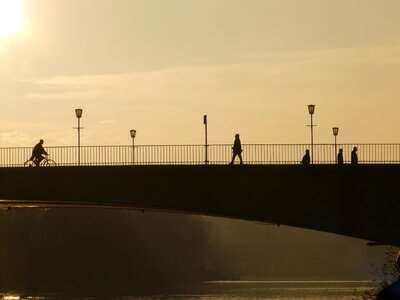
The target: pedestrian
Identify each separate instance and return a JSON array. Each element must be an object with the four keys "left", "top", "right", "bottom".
[
  {"left": 351, "top": 147, "right": 358, "bottom": 165},
  {"left": 337, "top": 148, "right": 344, "bottom": 165},
  {"left": 301, "top": 149, "right": 310, "bottom": 165},
  {"left": 229, "top": 134, "right": 243, "bottom": 165}
]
